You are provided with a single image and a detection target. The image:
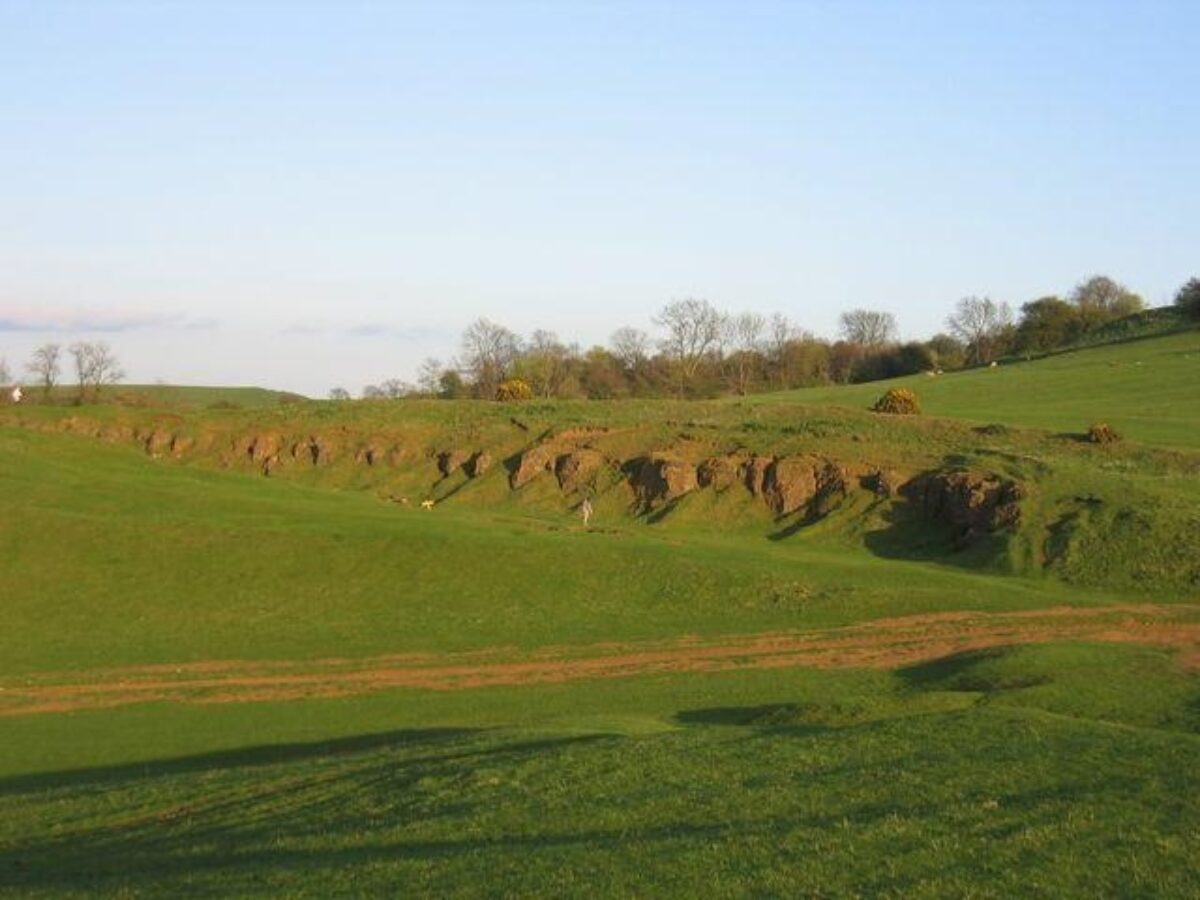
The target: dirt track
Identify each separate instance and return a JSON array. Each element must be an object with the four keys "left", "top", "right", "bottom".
[{"left": 3, "top": 604, "right": 1198, "bottom": 718}]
